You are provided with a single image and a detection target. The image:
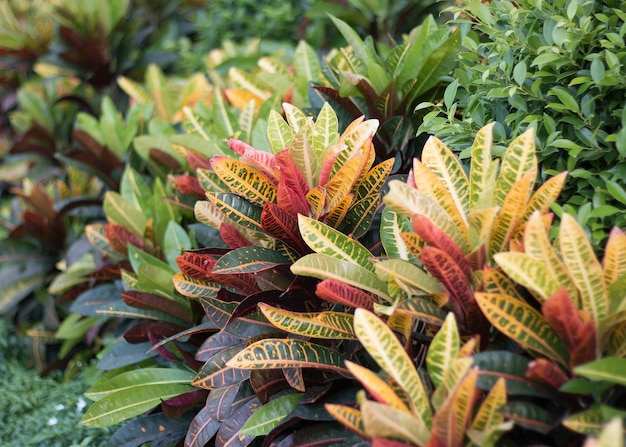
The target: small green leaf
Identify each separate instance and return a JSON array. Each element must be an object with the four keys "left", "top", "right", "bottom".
[
  {"left": 574, "top": 358, "right": 626, "bottom": 387},
  {"left": 240, "top": 393, "right": 304, "bottom": 435}
]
